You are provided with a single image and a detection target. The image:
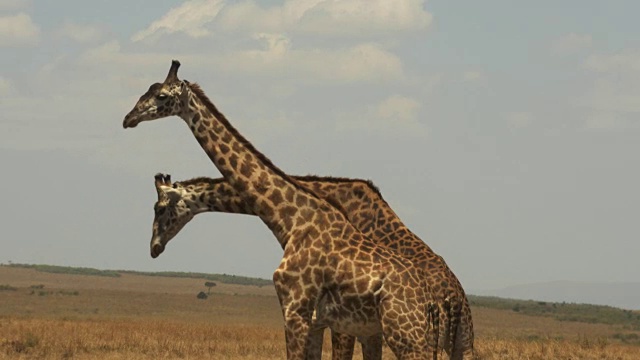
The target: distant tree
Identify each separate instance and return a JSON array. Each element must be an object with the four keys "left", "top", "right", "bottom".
[
  {"left": 204, "top": 281, "right": 217, "bottom": 294},
  {"left": 196, "top": 291, "right": 208, "bottom": 300}
]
